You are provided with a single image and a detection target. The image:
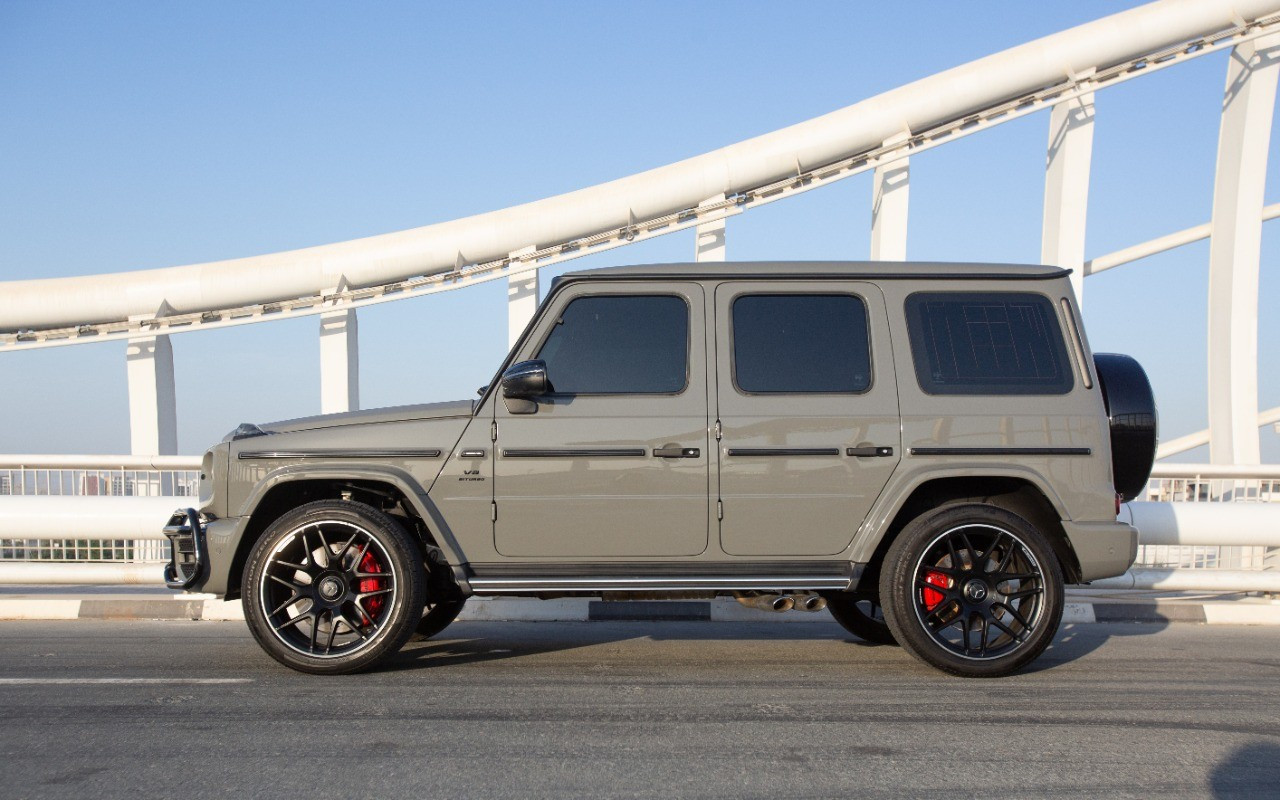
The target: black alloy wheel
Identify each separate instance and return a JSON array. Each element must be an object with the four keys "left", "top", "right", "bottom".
[
  {"left": 880, "top": 504, "right": 1063, "bottom": 678},
  {"left": 243, "top": 500, "right": 426, "bottom": 674},
  {"left": 824, "top": 592, "right": 897, "bottom": 645}
]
